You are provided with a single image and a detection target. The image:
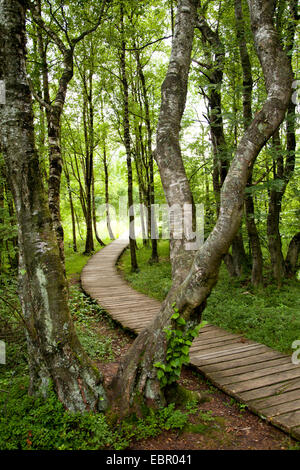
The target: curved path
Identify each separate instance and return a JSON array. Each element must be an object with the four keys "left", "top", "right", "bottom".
[{"left": 81, "top": 236, "right": 300, "bottom": 441}]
